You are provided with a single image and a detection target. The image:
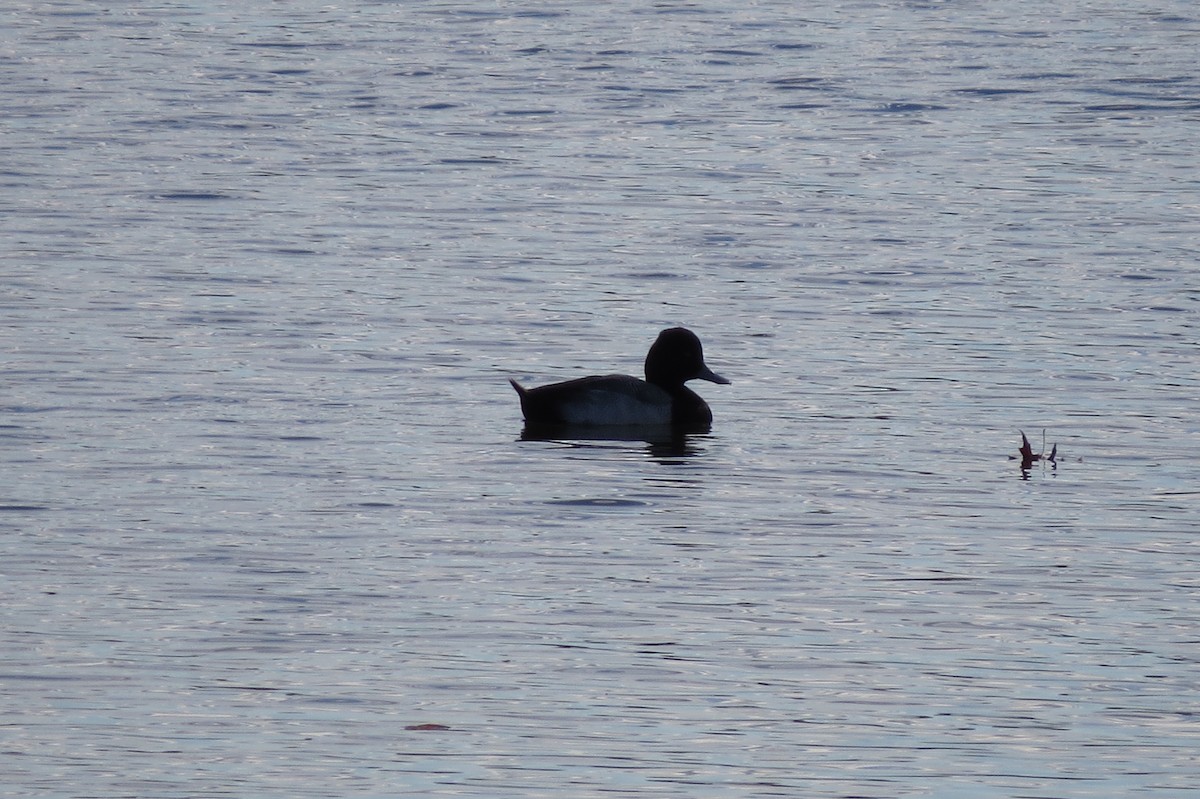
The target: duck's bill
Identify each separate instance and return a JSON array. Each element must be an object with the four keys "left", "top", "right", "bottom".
[{"left": 698, "top": 366, "right": 731, "bottom": 385}]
